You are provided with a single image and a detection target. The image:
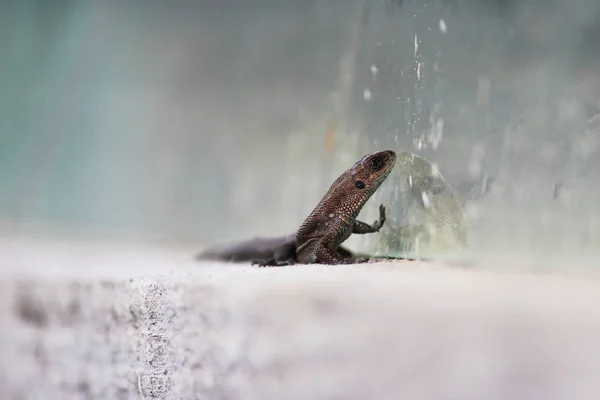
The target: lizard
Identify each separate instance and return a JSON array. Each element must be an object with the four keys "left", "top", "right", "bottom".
[
  {"left": 376, "top": 151, "right": 469, "bottom": 258},
  {"left": 195, "top": 150, "right": 397, "bottom": 266}
]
